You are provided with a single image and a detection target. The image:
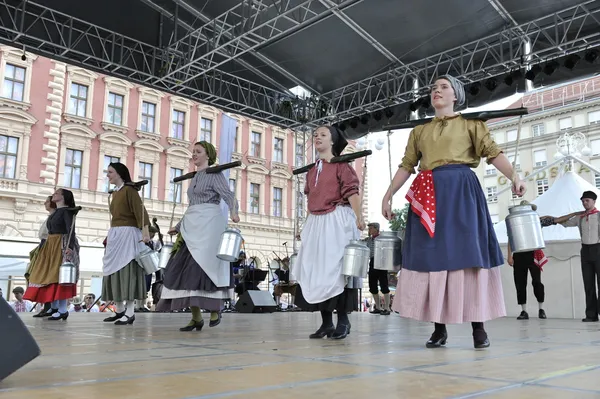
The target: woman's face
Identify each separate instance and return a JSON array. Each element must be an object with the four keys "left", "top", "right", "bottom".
[
  {"left": 313, "top": 127, "right": 333, "bottom": 154},
  {"left": 192, "top": 144, "right": 208, "bottom": 166},
  {"left": 431, "top": 78, "right": 457, "bottom": 110},
  {"left": 107, "top": 166, "right": 121, "bottom": 185},
  {"left": 44, "top": 198, "right": 53, "bottom": 212},
  {"left": 52, "top": 189, "right": 63, "bottom": 204}
]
